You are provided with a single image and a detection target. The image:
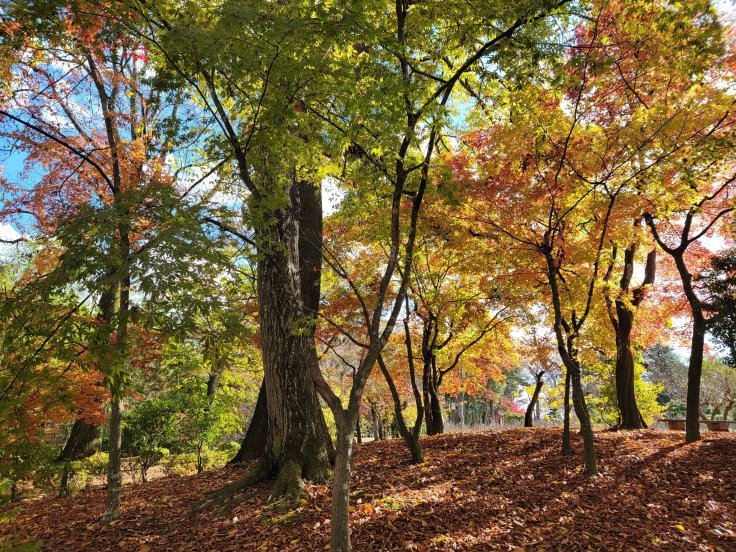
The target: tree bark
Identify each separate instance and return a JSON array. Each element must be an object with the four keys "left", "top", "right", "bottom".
[
  {"left": 102, "top": 394, "right": 122, "bottom": 521},
  {"left": 613, "top": 306, "right": 643, "bottom": 428},
  {"left": 605, "top": 245, "right": 655, "bottom": 429},
  {"left": 257, "top": 179, "right": 334, "bottom": 496},
  {"left": 423, "top": 359, "right": 444, "bottom": 435},
  {"left": 330, "top": 419, "right": 354, "bottom": 552},
  {"left": 58, "top": 418, "right": 100, "bottom": 462},
  {"left": 562, "top": 369, "right": 572, "bottom": 456},
  {"left": 569, "top": 361, "right": 597, "bottom": 474},
  {"left": 57, "top": 418, "right": 100, "bottom": 495},
  {"left": 428, "top": 383, "right": 444, "bottom": 435},
  {"left": 231, "top": 381, "right": 268, "bottom": 464},
  {"left": 524, "top": 372, "right": 545, "bottom": 427},
  {"left": 543, "top": 247, "right": 597, "bottom": 474},
  {"left": 377, "top": 356, "right": 424, "bottom": 463},
  {"left": 672, "top": 253, "right": 705, "bottom": 443}
]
